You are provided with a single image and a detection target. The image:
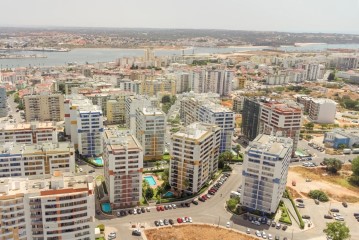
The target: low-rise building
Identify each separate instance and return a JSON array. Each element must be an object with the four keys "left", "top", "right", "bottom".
[
  {"left": 324, "top": 128, "right": 359, "bottom": 149},
  {"left": 241, "top": 134, "right": 293, "bottom": 214},
  {"left": 169, "top": 122, "right": 221, "bottom": 194}
]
